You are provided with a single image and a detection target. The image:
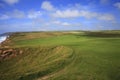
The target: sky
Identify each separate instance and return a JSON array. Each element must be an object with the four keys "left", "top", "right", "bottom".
[{"left": 0, "top": 0, "right": 120, "bottom": 34}]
